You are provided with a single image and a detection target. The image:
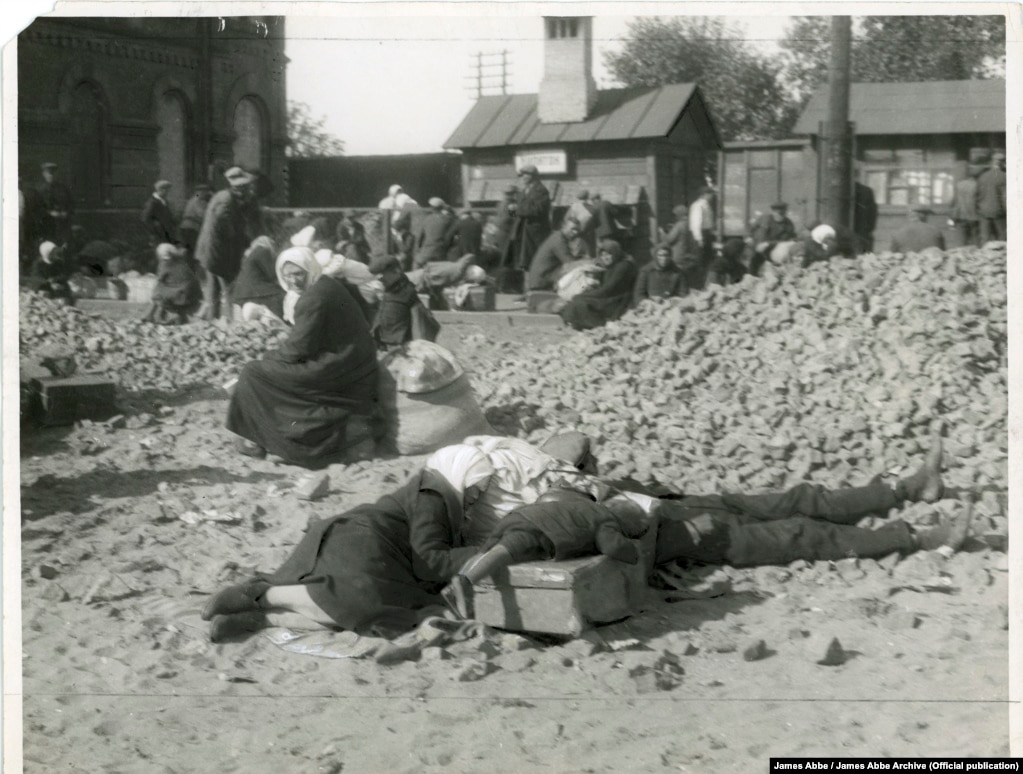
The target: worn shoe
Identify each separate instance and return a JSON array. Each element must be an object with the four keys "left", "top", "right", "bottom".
[
  {"left": 234, "top": 437, "right": 267, "bottom": 460},
  {"left": 898, "top": 423, "right": 945, "bottom": 503},
  {"left": 209, "top": 611, "right": 268, "bottom": 644},
  {"left": 914, "top": 502, "right": 973, "bottom": 552},
  {"left": 440, "top": 575, "right": 475, "bottom": 620},
  {"left": 201, "top": 581, "right": 270, "bottom": 621}
]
